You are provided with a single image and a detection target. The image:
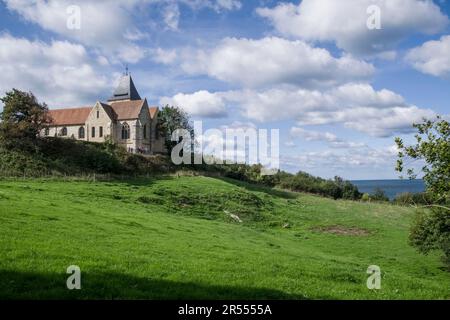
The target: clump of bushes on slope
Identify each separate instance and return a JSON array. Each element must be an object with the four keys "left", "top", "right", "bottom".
[
  {"left": 0, "top": 138, "right": 175, "bottom": 177},
  {"left": 191, "top": 162, "right": 361, "bottom": 200},
  {"left": 0, "top": 136, "right": 362, "bottom": 200},
  {"left": 393, "top": 192, "right": 434, "bottom": 206},
  {"left": 276, "top": 172, "right": 361, "bottom": 200},
  {"left": 368, "top": 188, "right": 390, "bottom": 202}
]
